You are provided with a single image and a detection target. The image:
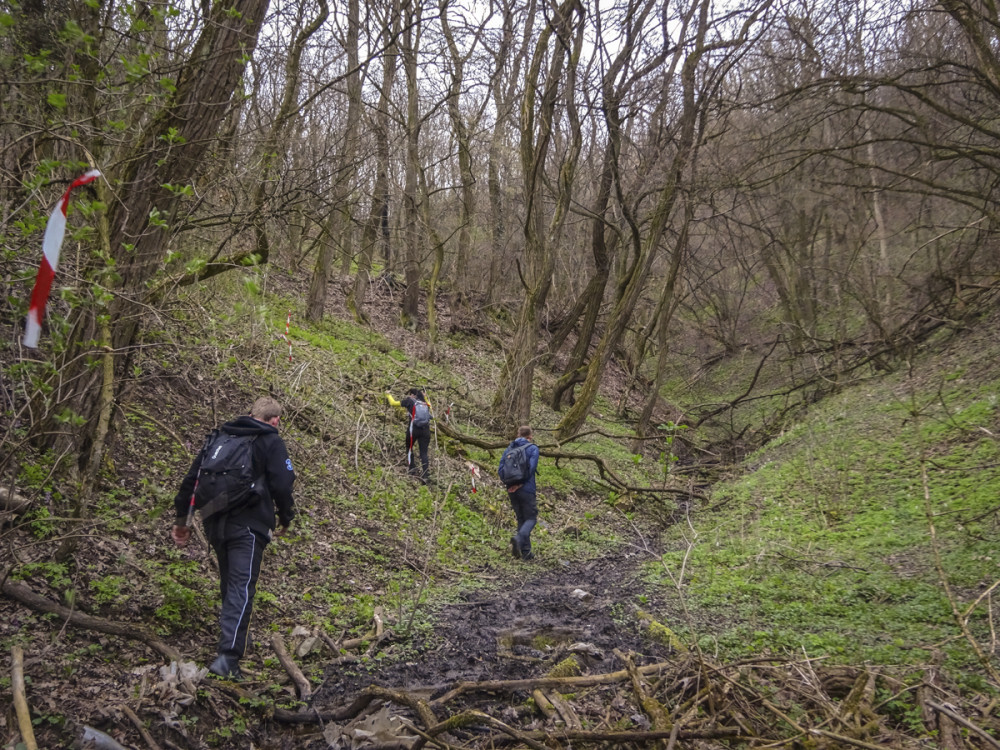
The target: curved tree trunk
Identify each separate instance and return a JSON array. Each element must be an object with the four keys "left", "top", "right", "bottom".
[
  {"left": 549, "top": 122, "right": 618, "bottom": 411},
  {"left": 550, "top": 0, "right": 665, "bottom": 412},
  {"left": 633, "top": 200, "right": 691, "bottom": 442},
  {"left": 556, "top": 0, "right": 711, "bottom": 441}
]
